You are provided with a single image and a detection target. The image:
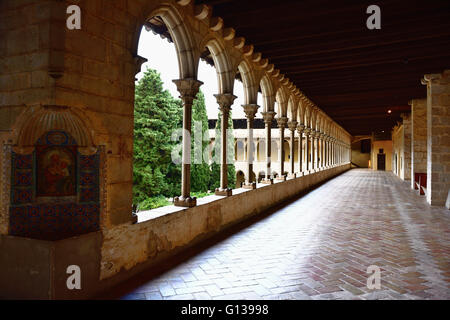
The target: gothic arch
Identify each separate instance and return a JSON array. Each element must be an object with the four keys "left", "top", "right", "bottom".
[
  {"left": 260, "top": 74, "right": 276, "bottom": 112},
  {"left": 140, "top": 4, "right": 199, "bottom": 79},
  {"left": 199, "top": 35, "right": 235, "bottom": 94}
]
